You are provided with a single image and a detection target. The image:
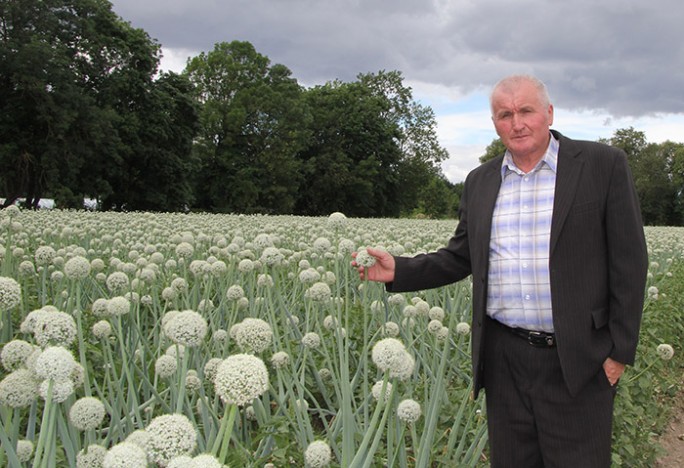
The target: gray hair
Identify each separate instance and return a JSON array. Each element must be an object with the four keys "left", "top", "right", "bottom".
[{"left": 489, "top": 75, "right": 551, "bottom": 113}]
